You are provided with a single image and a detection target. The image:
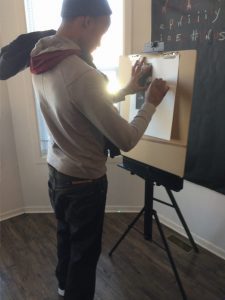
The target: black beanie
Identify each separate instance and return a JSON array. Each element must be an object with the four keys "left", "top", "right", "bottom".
[{"left": 61, "top": 0, "right": 112, "bottom": 19}]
